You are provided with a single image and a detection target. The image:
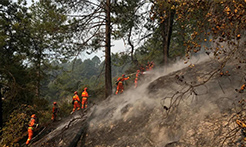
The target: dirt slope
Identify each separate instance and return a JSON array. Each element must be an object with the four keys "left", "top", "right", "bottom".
[{"left": 30, "top": 56, "right": 246, "bottom": 147}]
